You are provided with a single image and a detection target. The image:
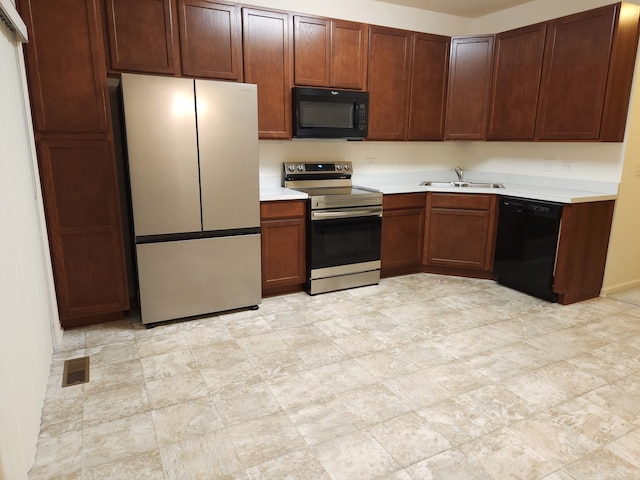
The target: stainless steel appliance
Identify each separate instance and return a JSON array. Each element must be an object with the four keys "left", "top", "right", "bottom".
[
  {"left": 292, "top": 87, "right": 368, "bottom": 140},
  {"left": 121, "top": 73, "right": 261, "bottom": 325},
  {"left": 283, "top": 162, "right": 382, "bottom": 294},
  {"left": 493, "top": 196, "right": 563, "bottom": 302}
]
